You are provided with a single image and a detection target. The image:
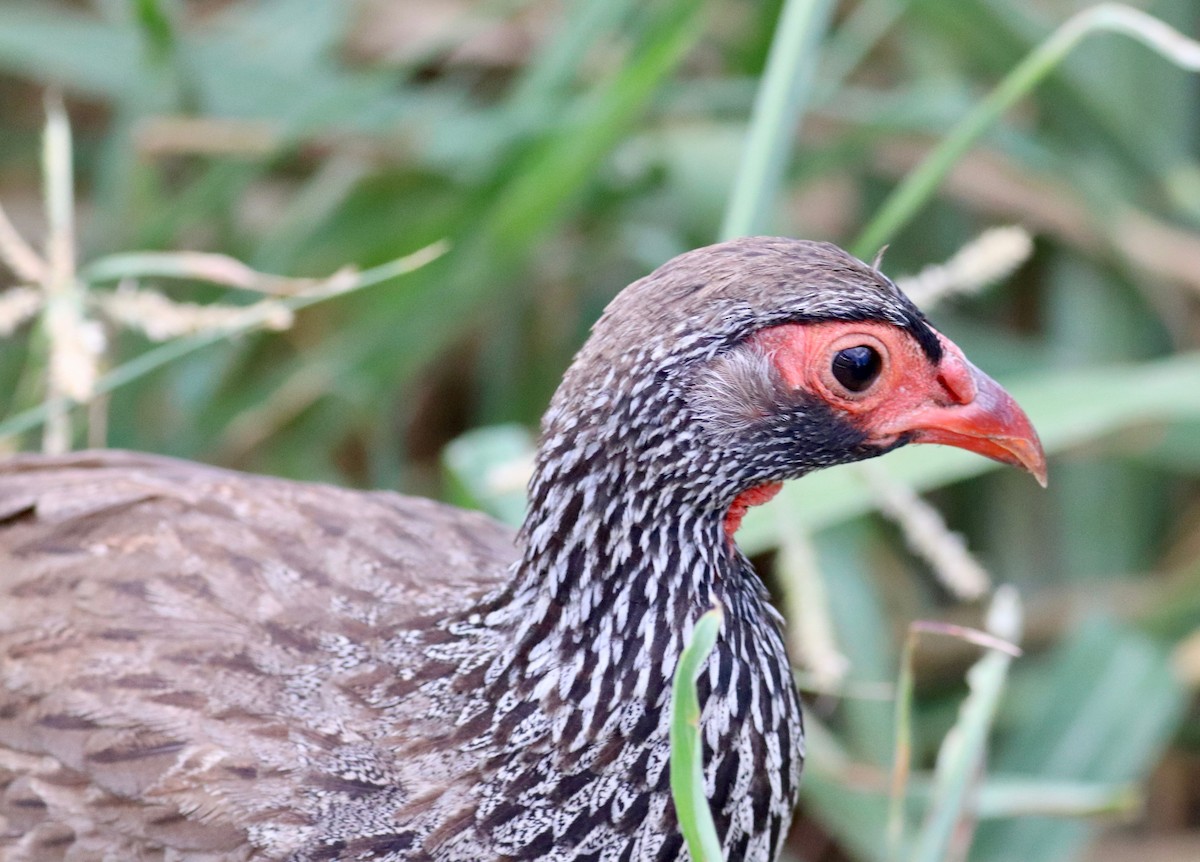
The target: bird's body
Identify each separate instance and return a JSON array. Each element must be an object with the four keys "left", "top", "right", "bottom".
[{"left": 0, "top": 238, "right": 1044, "bottom": 861}]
